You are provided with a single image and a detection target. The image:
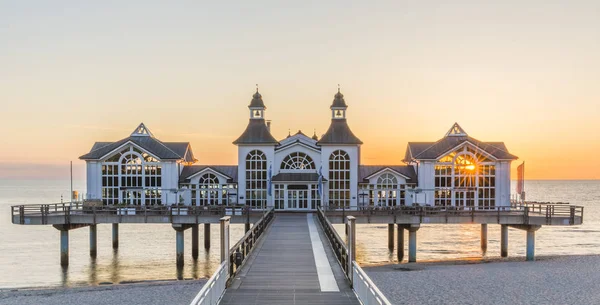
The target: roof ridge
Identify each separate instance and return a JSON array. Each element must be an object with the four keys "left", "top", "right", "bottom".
[
  {"left": 412, "top": 137, "right": 447, "bottom": 159},
  {"left": 149, "top": 137, "right": 183, "bottom": 158}
]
